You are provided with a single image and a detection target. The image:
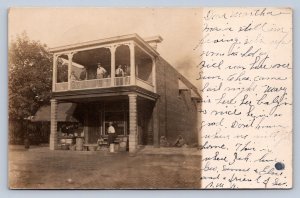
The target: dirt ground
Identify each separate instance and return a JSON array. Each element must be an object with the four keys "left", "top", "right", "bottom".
[{"left": 8, "top": 145, "right": 202, "bottom": 189}]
